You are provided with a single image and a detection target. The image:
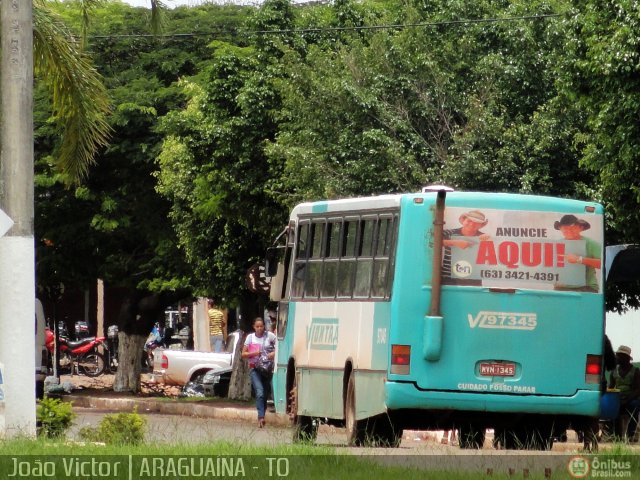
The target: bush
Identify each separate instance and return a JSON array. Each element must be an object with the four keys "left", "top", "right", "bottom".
[
  {"left": 79, "top": 409, "right": 147, "bottom": 445},
  {"left": 37, "top": 397, "right": 76, "bottom": 438}
]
